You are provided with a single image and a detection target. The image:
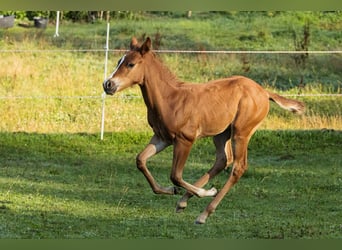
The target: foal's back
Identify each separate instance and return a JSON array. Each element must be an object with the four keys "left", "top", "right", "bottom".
[
  {"left": 171, "top": 76, "right": 271, "bottom": 138},
  {"left": 182, "top": 76, "right": 270, "bottom": 114}
]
